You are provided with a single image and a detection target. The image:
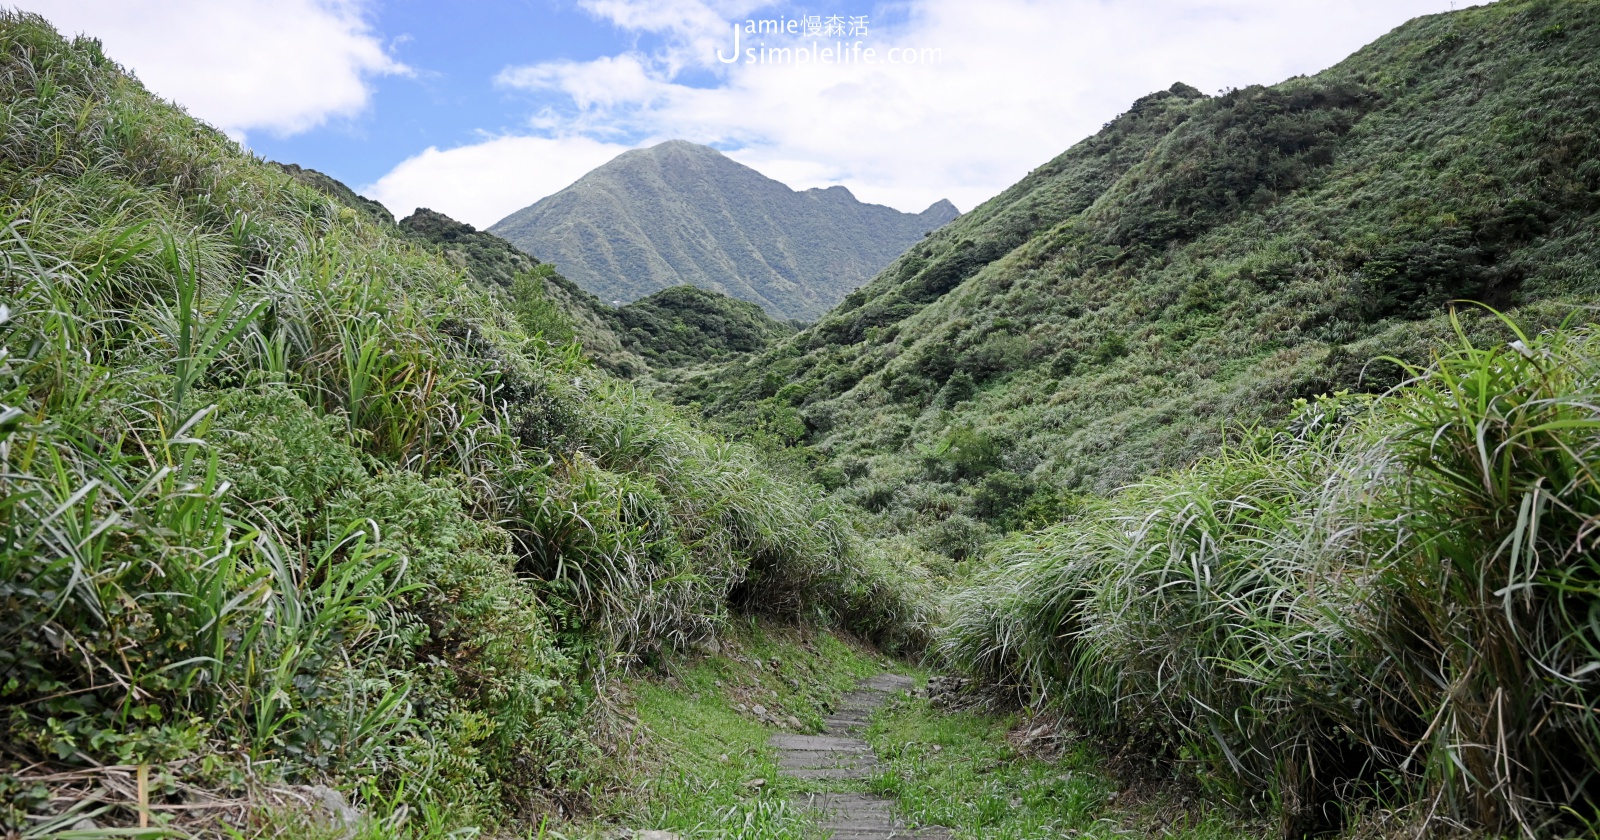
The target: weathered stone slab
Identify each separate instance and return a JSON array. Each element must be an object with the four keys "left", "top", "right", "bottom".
[
  {"left": 770, "top": 673, "right": 950, "bottom": 838},
  {"left": 769, "top": 734, "right": 872, "bottom": 752}
]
